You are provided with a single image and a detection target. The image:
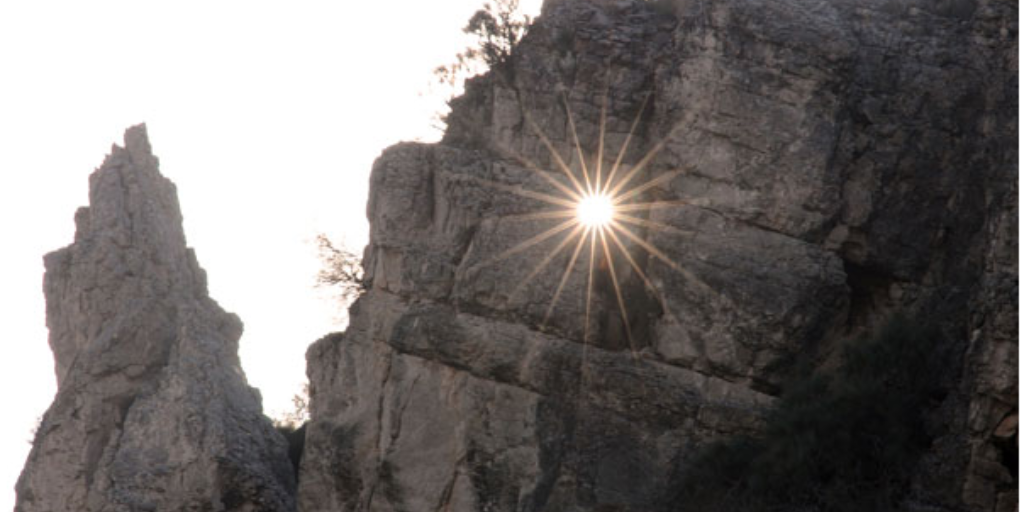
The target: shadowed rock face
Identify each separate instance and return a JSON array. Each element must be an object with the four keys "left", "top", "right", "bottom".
[
  {"left": 300, "top": 0, "right": 1015, "bottom": 511},
  {"left": 16, "top": 125, "right": 296, "bottom": 512}
]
